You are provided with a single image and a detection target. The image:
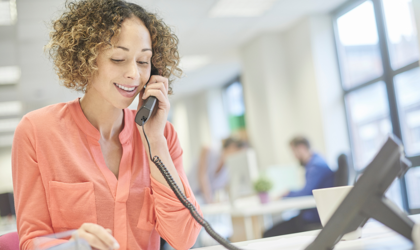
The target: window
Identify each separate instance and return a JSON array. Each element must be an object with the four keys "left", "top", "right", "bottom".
[
  {"left": 223, "top": 80, "right": 246, "bottom": 132},
  {"left": 382, "top": 0, "right": 419, "bottom": 69},
  {"left": 336, "top": 1, "right": 383, "bottom": 88},
  {"left": 334, "top": 0, "right": 420, "bottom": 213},
  {"left": 394, "top": 68, "right": 420, "bottom": 156},
  {"left": 405, "top": 167, "right": 420, "bottom": 213},
  {"left": 345, "top": 81, "right": 391, "bottom": 169}
]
